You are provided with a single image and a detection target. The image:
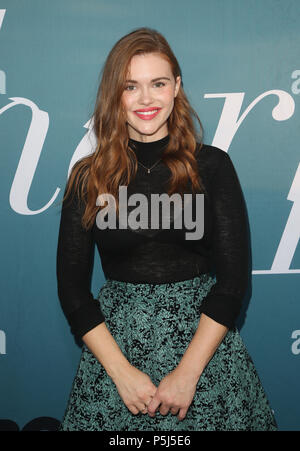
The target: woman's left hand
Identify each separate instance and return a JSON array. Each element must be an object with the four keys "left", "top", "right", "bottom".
[{"left": 146, "top": 368, "right": 198, "bottom": 421}]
